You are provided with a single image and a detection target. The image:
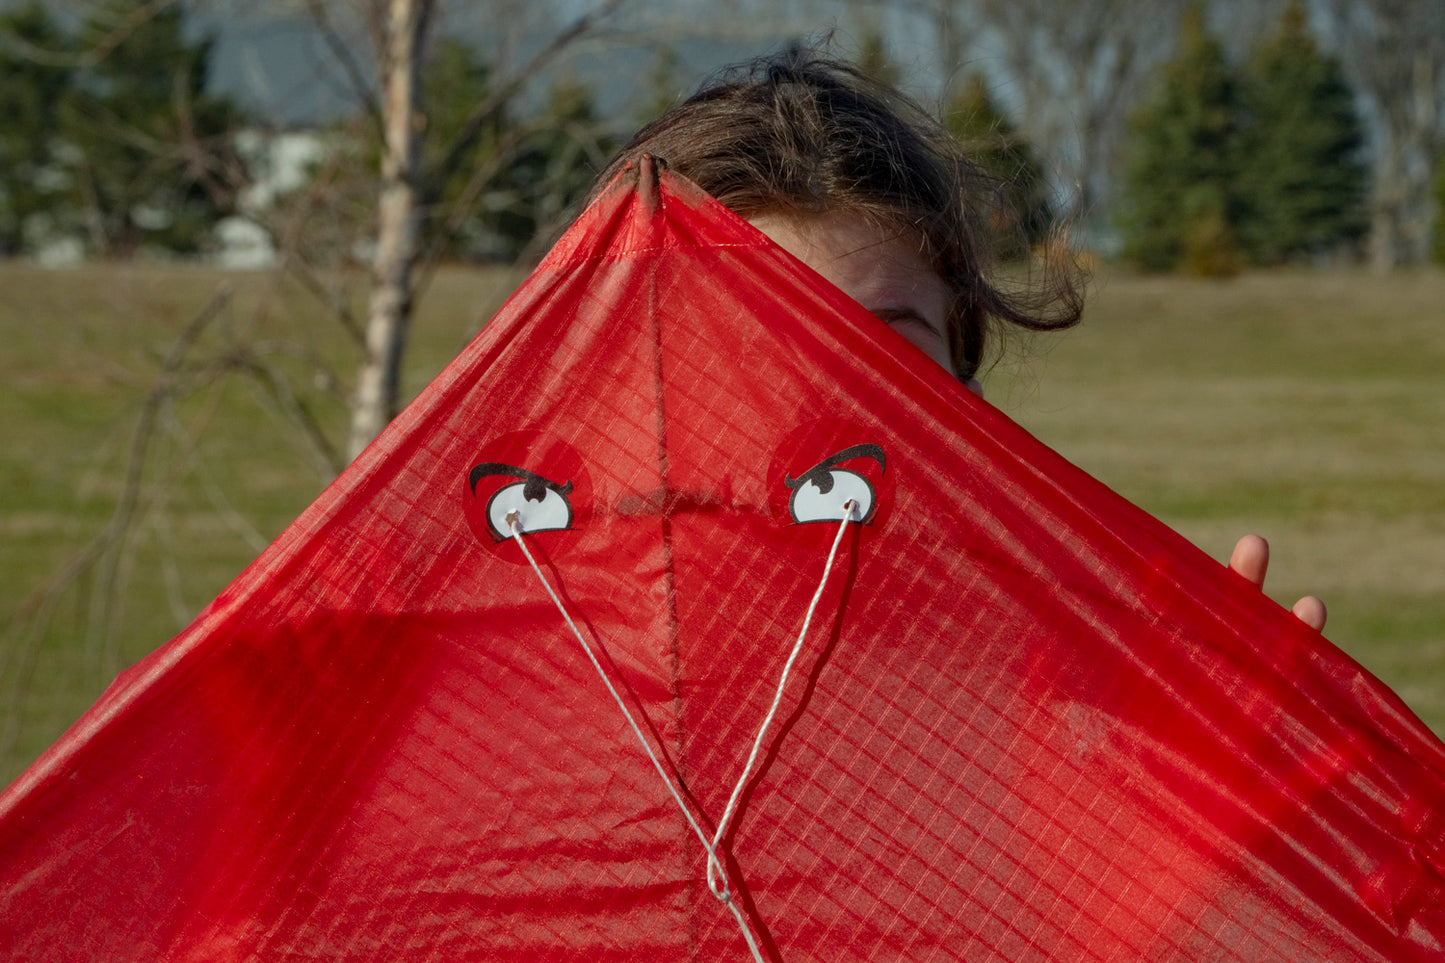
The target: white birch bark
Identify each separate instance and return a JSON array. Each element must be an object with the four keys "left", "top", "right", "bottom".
[{"left": 348, "top": 0, "right": 433, "bottom": 460}]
